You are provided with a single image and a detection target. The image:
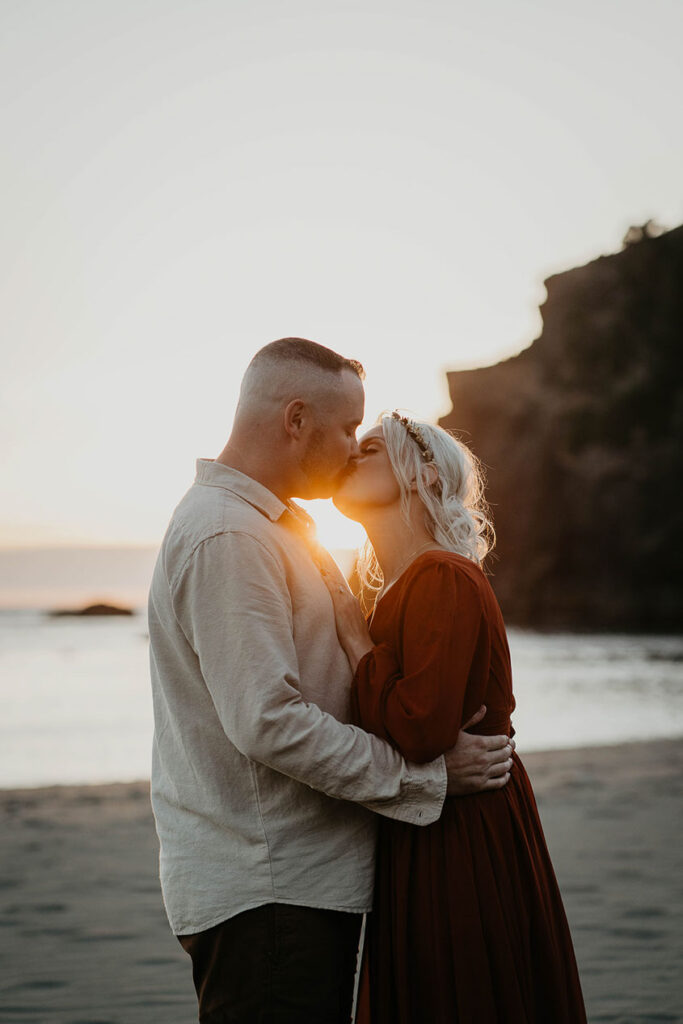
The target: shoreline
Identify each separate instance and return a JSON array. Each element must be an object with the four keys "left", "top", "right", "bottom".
[
  {"left": 1, "top": 739, "right": 682, "bottom": 1022},
  {"left": 2, "top": 734, "right": 682, "bottom": 796}
]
